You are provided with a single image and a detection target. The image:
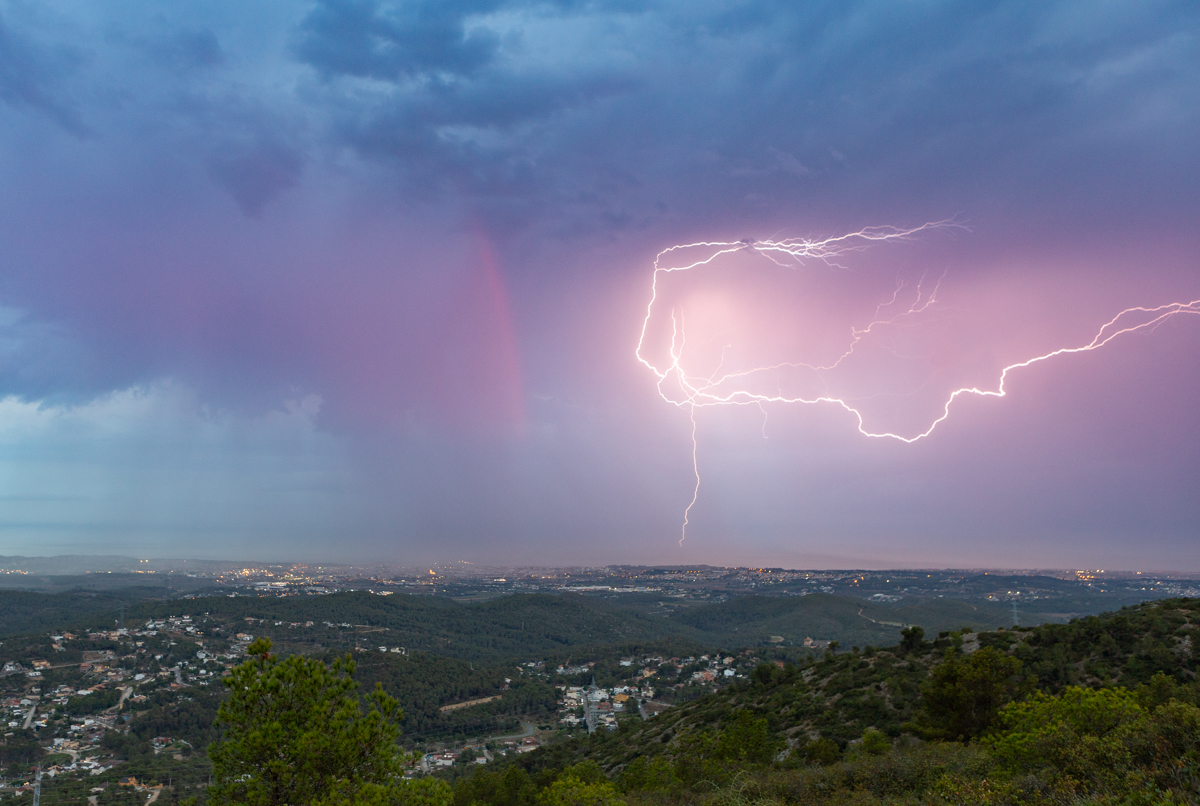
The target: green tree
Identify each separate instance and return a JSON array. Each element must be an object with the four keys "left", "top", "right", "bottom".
[
  {"left": 1135, "top": 671, "right": 1186, "bottom": 711},
  {"left": 1129, "top": 699, "right": 1200, "bottom": 797},
  {"left": 899, "top": 626, "right": 925, "bottom": 654},
  {"left": 537, "top": 763, "right": 624, "bottom": 806},
  {"left": 713, "top": 711, "right": 780, "bottom": 764},
  {"left": 858, "top": 728, "right": 890, "bottom": 756},
  {"left": 454, "top": 764, "right": 538, "bottom": 806},
  {"left": 209, "top": 638, "right": 450, "bottom": 806},
  {"left": 984, "top": 686, "right": 1145, "bottom": 779},
  {"left": 984, "top": 685, "right": 1200, "bottom": 802},
  {"left": 616, "top": 756, "right": 679, "bottom": 794},
  {"left": 751, "top": 663, "right": 783, "bottom": 687},
  {"left": 911, "top": 647, "right": 1025, "bottom": 741}
]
